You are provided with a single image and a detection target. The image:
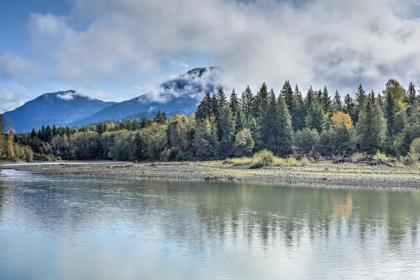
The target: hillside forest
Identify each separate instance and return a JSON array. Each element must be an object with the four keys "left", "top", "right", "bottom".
[{"left": 1, "top": 79, "right": 419, "bottom": 164}]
